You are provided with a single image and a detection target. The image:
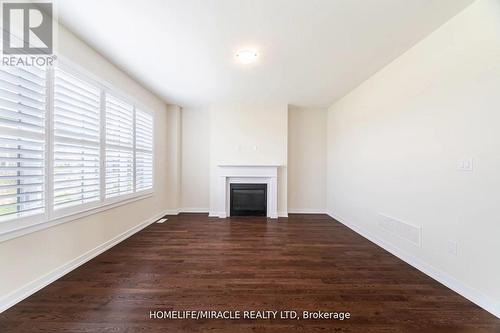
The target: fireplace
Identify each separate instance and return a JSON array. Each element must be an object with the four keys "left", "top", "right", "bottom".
[
  {"left": 230, "top": 183, "right": 267, "bottom": 216},
  {"left": 214, "top": 165, "right": 278, "bottom": 219}
]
